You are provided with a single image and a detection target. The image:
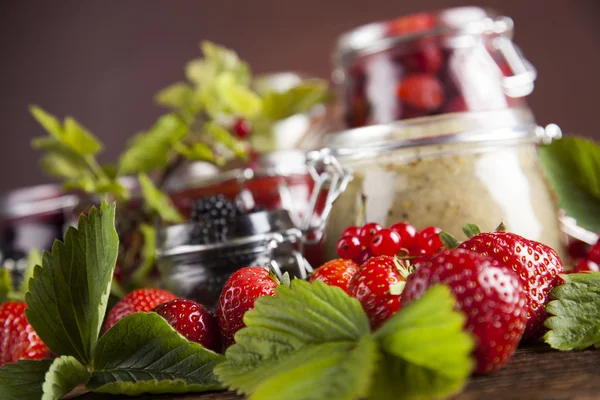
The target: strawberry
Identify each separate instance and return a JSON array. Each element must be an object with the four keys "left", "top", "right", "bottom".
[
  {"left": 396, "top": 74, "right": 444, "bottom": 111},
  {"left": 152, "top": 299, "right": 221, "bottom": 352},
  {"left": 309, "top": 259, "right": 359, "bottom": 293},
  {"left": 0, "top": 301, "right": 51, "bottom": 367},
  {"left": 347, "top": 256, "right": 409, "bottom": 329},
  {"left": 458, "top": 232, "right": 564, "bottom": 340},
  {"left": 217, "top": 267, "right": 279, "bottom": 348},
  {"left": 401, "top": 249, "right": 527, "bottom": 374},
  {"left": 104, "top": 288, "right": 177, "bottom": 332}
]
